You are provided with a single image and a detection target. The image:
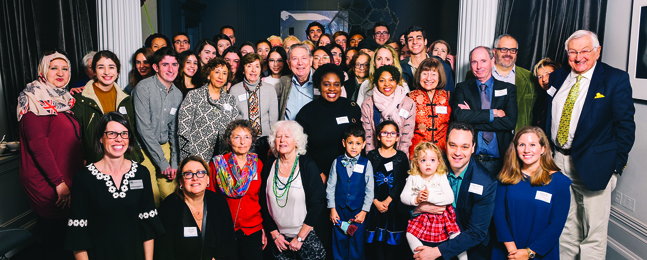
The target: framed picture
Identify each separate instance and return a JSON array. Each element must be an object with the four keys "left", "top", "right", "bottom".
[
  {"left": 628, "top": 0, "right": 647, "bottom": 100},
  {"left": 280, "top": 10, "right": 348, "bottom": 41}
]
